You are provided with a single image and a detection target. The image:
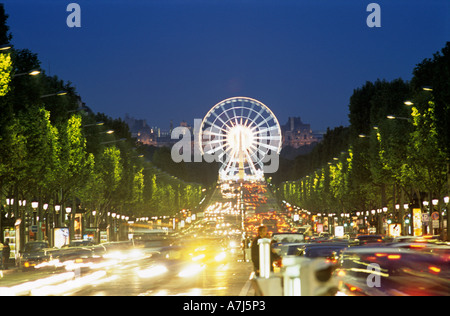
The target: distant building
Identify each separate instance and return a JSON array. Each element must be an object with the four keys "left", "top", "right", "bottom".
[
  {"left": 281, "top": 117, "right": 322, "bottom": 148},
  {"left": 124, "top": 114, "right": 158, "bottom": 146},
  {"left": 124, "top": 114, "right": 191, "bottom": 147},
  {"left": 125, "top": 114, "right": 322, "bottom": 150}
]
